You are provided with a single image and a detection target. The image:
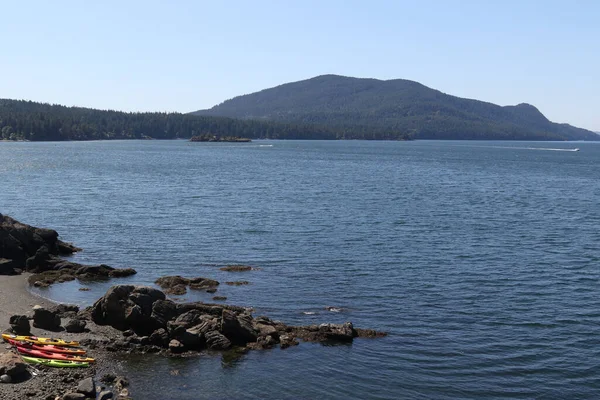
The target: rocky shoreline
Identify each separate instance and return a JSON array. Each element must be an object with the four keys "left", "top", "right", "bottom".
[{"left": 0, "top": 215, "right": 387, "bottom": 399}]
